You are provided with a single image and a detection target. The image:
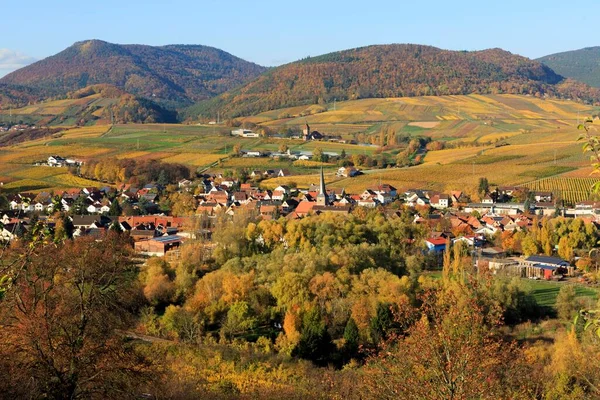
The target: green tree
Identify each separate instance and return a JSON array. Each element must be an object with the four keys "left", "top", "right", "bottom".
[
  {"left": 478, "top": 177, "right": 489, "bottom": 197},
  {"left": 370, "top": 302, "right": 394, "bottom": 344},
  {"left": 343, "top": 317, "right": 360, "bottom": 359},
  {"left": 157, "top": 169, "right": 169, "bottom": 186},
  {"left": 108, "top": 198, "right": 122, "bottom": 216},
  {"left": 293, "top": 308, "right": 334, "bottom": 366},
  {"left": 222, "top": 301, "right": 257, "bottom": 339}
]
